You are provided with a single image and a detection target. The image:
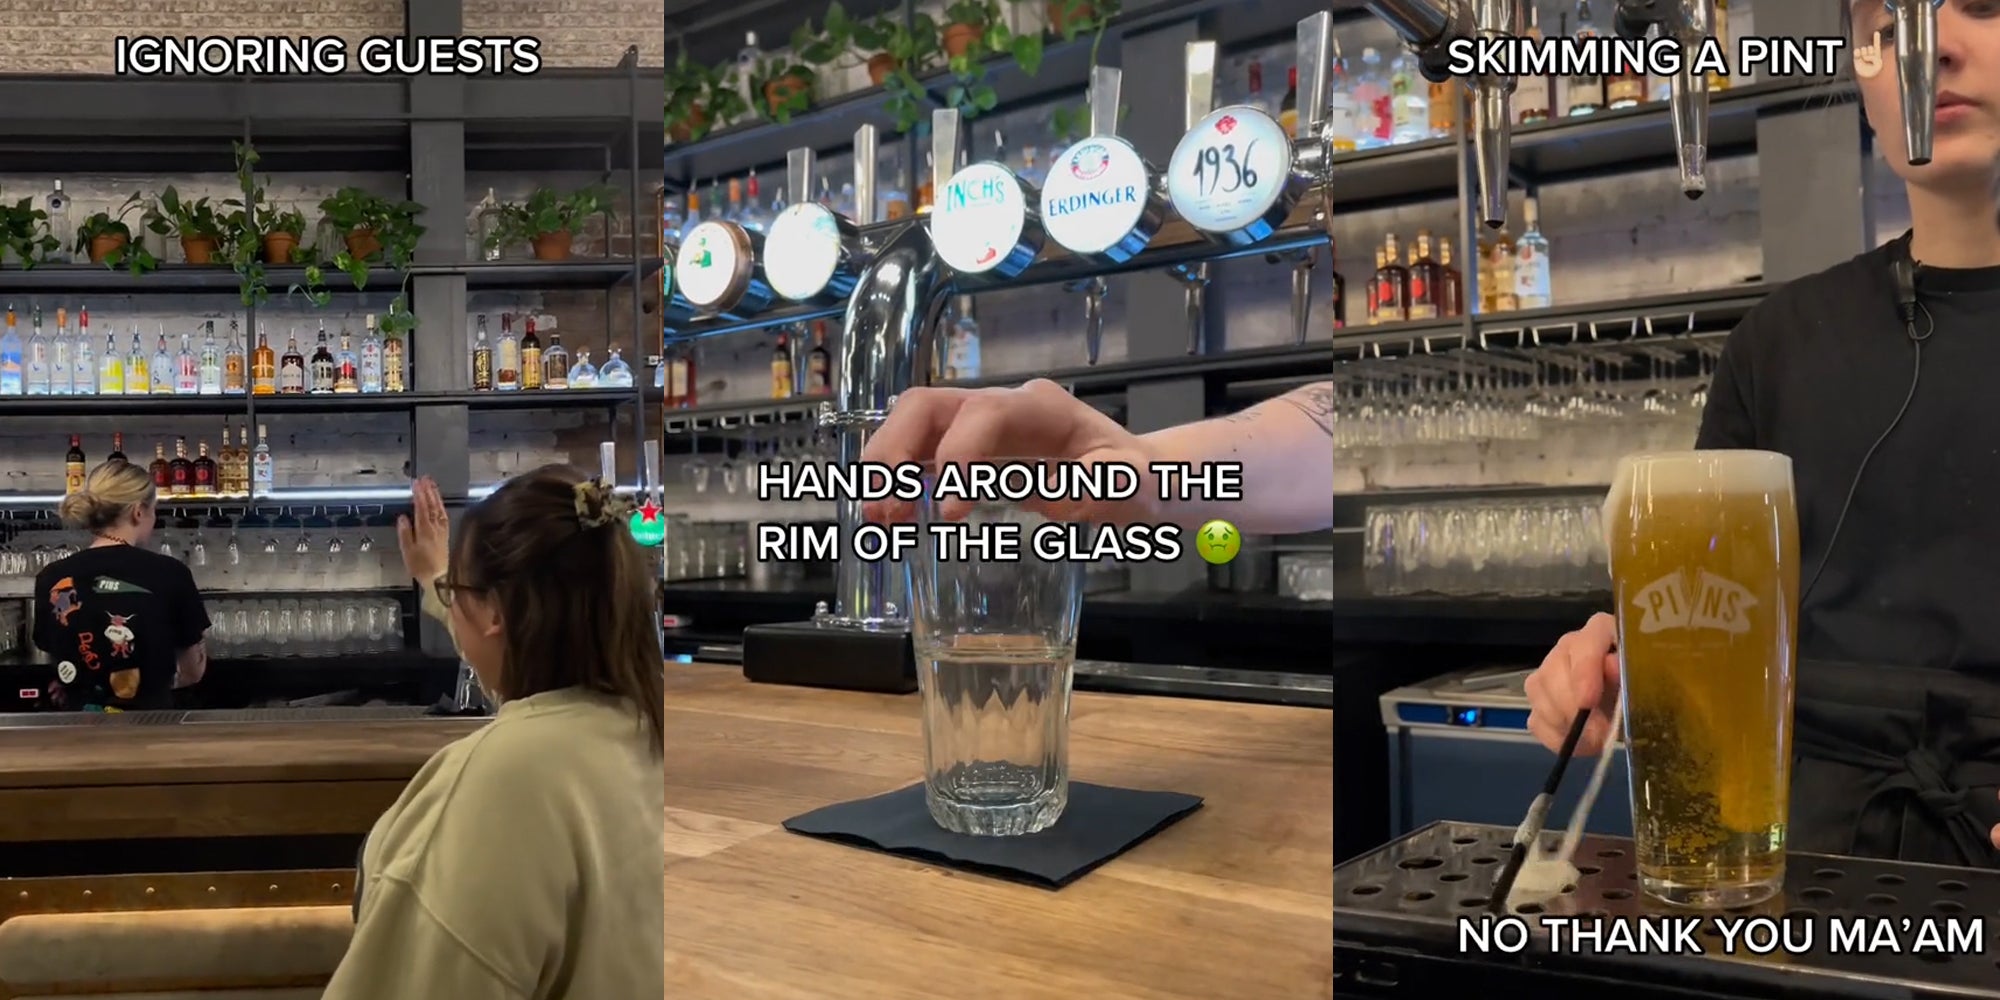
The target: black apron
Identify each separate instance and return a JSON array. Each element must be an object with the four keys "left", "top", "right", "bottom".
[{"left": 1789, "top": 659, "right": 2000, "bottom": 866}]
